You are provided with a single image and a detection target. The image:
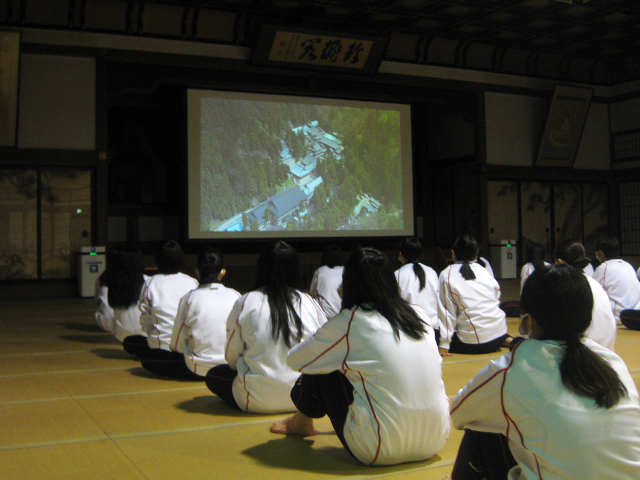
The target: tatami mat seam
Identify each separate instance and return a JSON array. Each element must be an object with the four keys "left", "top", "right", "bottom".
[
  {"left": 0, "top": 396, "right": 74, "bottom": 406},
  {"left": 69, "top": 384, "right": 208, "bottom": 400},
  {"left": 0, "top": 437, "right": 111, "bottom": 452},
  {"left": 0, "top": 383, "right": 209, "bottom": 405},
  {"left": 0, "top": 366, "right": 143, "bottom": 377},
  {"left": 0, "top": 349, "right": 118, "bottom": 357}
]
